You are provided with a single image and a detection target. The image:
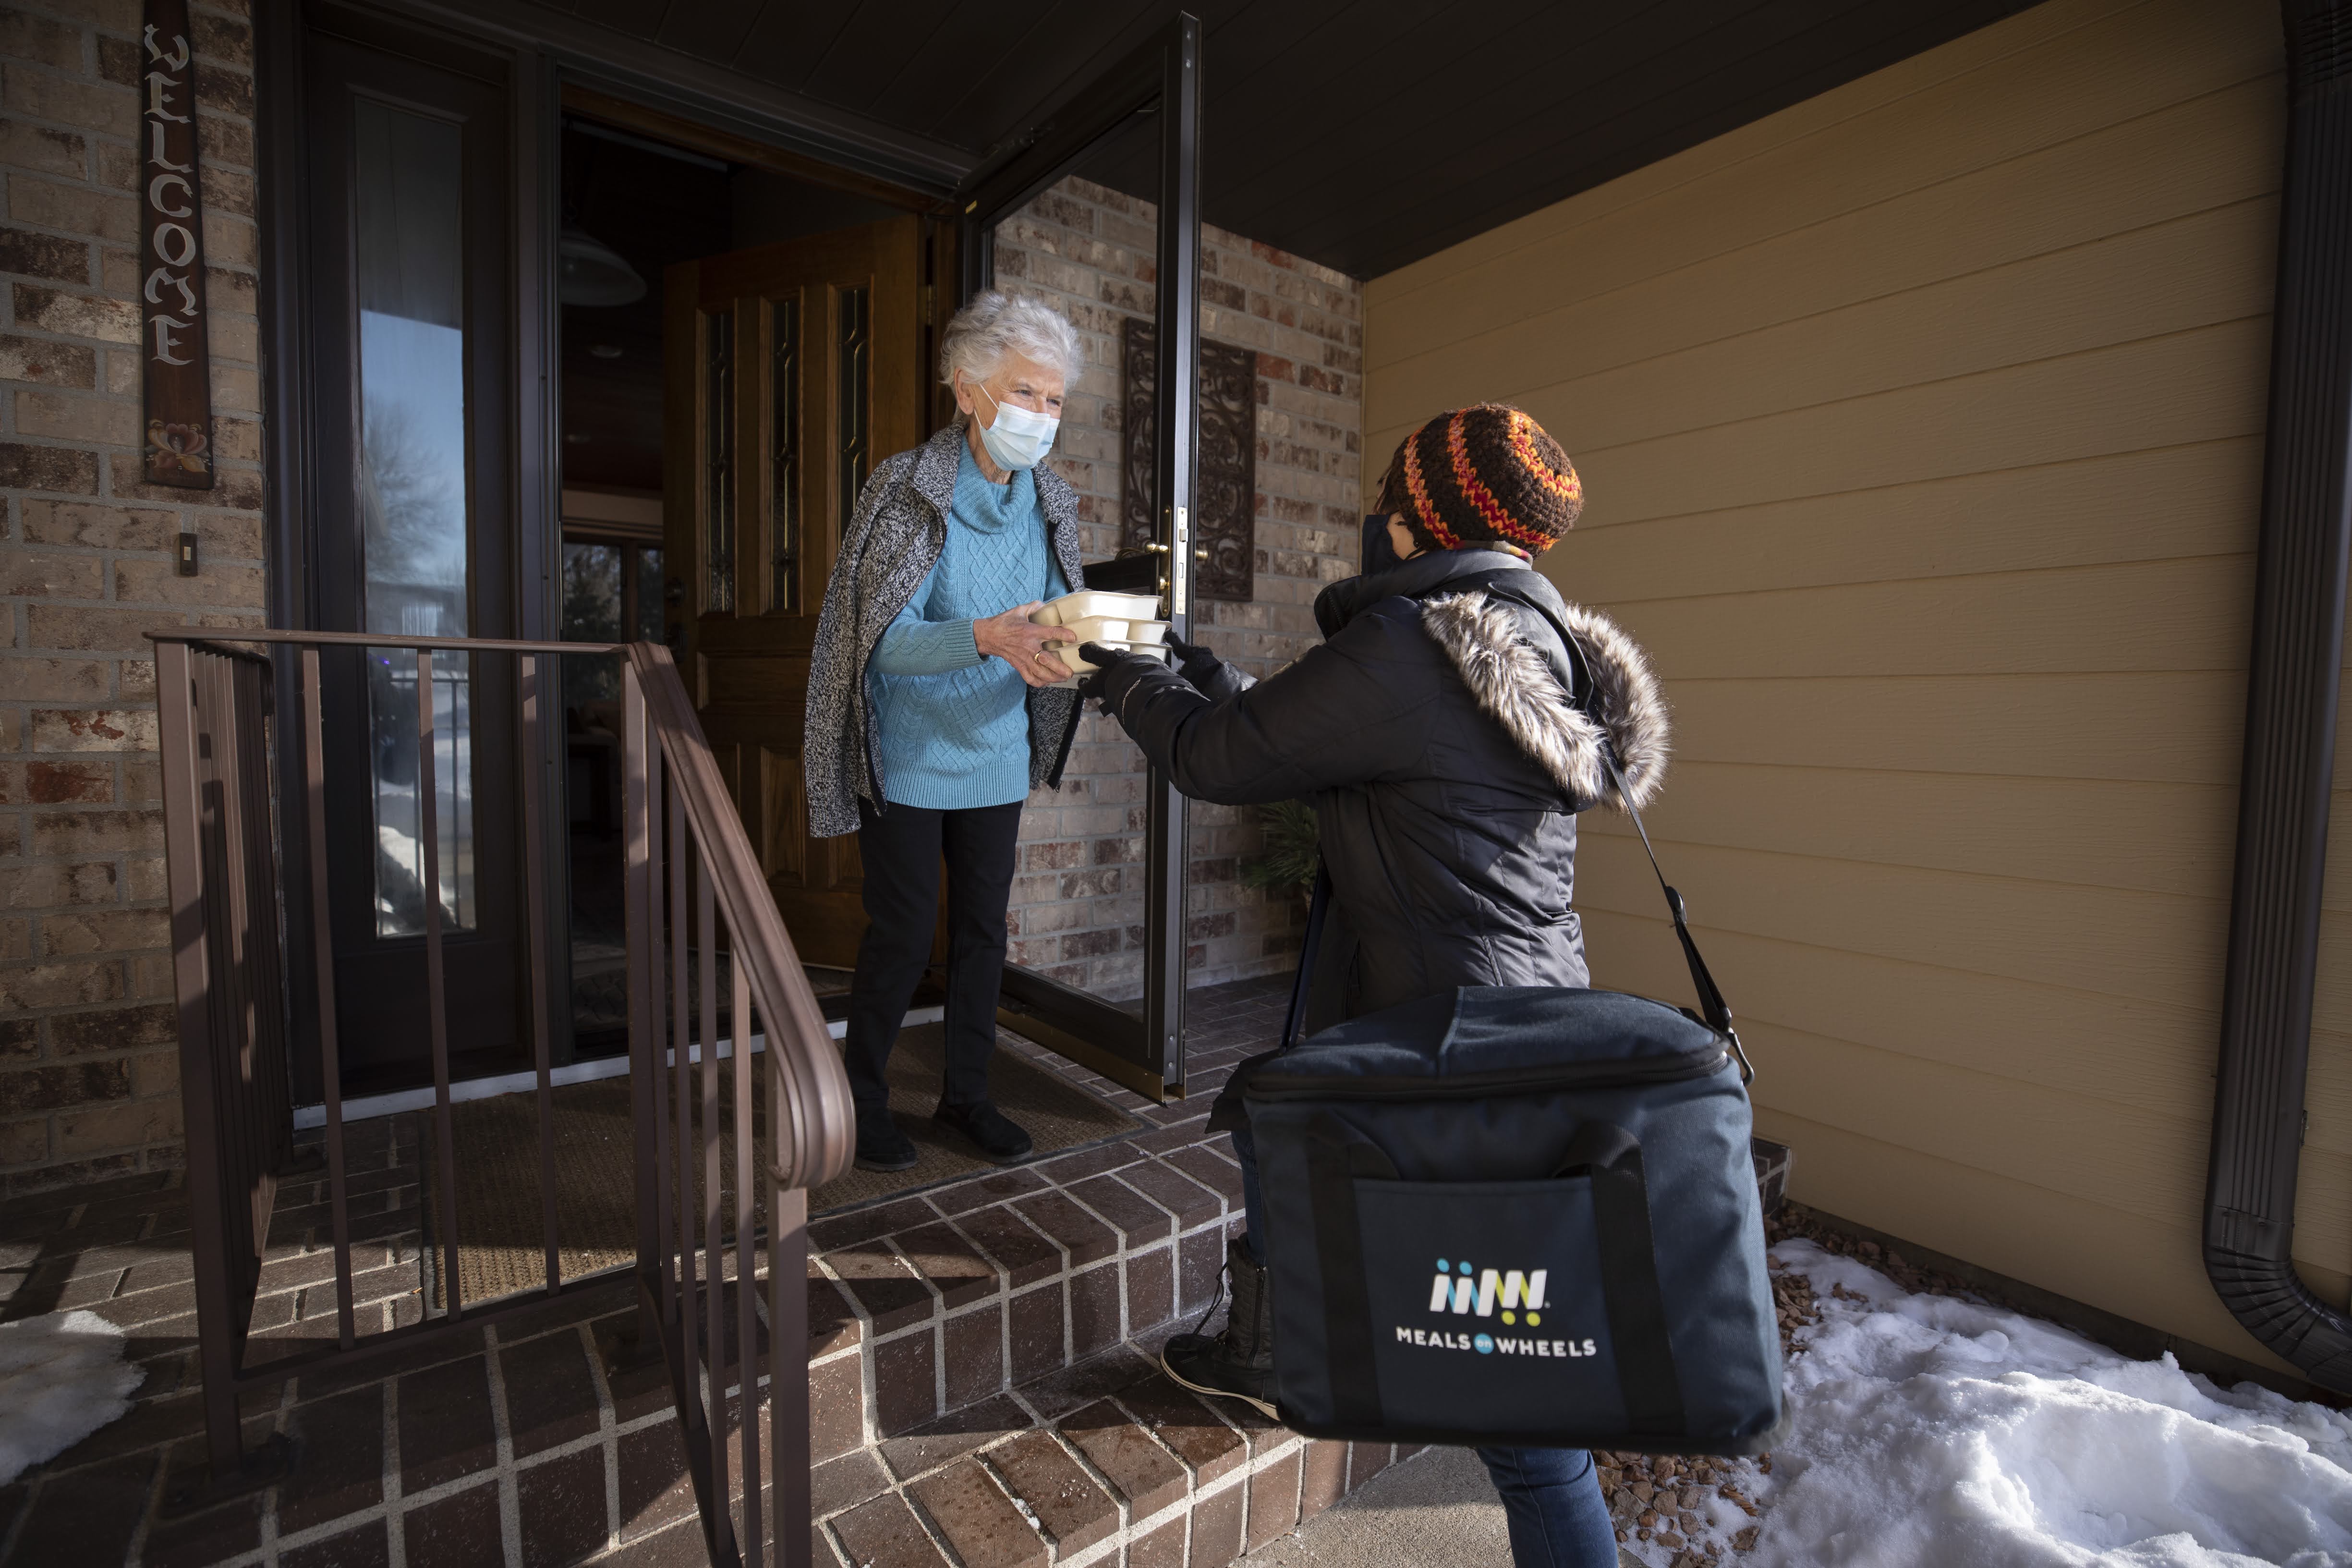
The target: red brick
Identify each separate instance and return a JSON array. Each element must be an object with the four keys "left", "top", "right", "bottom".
[
  {"left": 0, "top": 1059, "right": 129, "bottom": 1114},
  {"left": 0, "top": 759, "right": 107, "bottom": 803},
  {"left": 811, "top": 1349, "right": 866, "bottom": 1461},
  {"left": 1059, "top": 1399, "right": 1186, "bottom": 1518},
  {"left": 41, "top": 905, "right": 166, "bottom": 955},
  {"left": 515, "top": 1447, "right": 606, "bottom": 1568},
  {"left": 0, "top": 958, "right": 124, "bottom": 1009},
  {"left": 400, "top": 1478, "right": 501, "bottom": 1568},
  {"left": 909, "top": 1458, "right": 1046, "bottom": 1568},
  {"left": 1301, "top": 1438, "right": 1346, "bottom": 1519},
  {"left": 9, "top": 168, "right": 136, "bottom": 244},
  {"left": 13, "top": 282, "right": 137, "bottom": 343},
  {"left": 1117, "top": 1377, "right": 1245, "bottom": 1485},
  {"left": 17, "top": 386, "right": 136, "bottom": 443},
  {"left": 830, "top": 1492, "right": 951, "bottom": 1568},
  {"left": 0, "top": 860, "right": 117, "bottom": 908},
  {"left": 1188, "top": 1478, "right": 1244, "bottom": 1566},
  {"left": 989, "top": 1428, "right": 1119, "bottom": 1555},
  {"left": 31, "top": 806, "right": 162, "bottom": 854},
  {"left": 896, "top": 1220, "right": 1001, "bottom": 1309},
  {"left": 874, "top": 1328, "right": 937, "bottom": 1435},
  {"left": 28, "top": 706, "right": 156, "bottom": 751},
  {"left": 1014, "top": 1190, "right": 1116, "bottom": 1266},
  {"left": 53, "top": 1094, "right": 175, "bottom": 1156},
  {"left": 49, "top": 1001, "right": 171, "bottom": 1054},
  {"left": 1069, "top": 1262, "right": 1122, "bottom": 1360},
  {"left": 20, "top": 497, "right": 173, "bottom": 548},
  {"left": 942, "top": 1301, "right": 1004, "bottom": 1410},
  {"left": 953, "top": 1203, "right": 1061, "bottom": 1287},
  {"left": 0, "top": 437, "right": 94, "bottom": 491},
  {"left": 1007, "top": 1281, "right": 1062, "bottom": 1384},
  {"left": 0, "top": 328, "right": 92, "bottom": 387},
  {"left": 0, "top": 225, "right": 86, "bottom": 283},
  {"left": 1126, "top": 1244, "right": 1175, "bottom": 1333},
  {"left": 1130, "top": 1516, "right": 1187, "bottom": 1568},
  {"left": 1245, "top": 1447, "right": 1301, "bottom": 1550}
]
